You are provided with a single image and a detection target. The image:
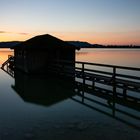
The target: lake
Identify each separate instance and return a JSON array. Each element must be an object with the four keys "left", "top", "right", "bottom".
[
  {"left": 0, "top": 48, "right": 139, "bottom": 140},
  {"left": 76, "top": 48, "right": 140, "bottom": 67}
]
